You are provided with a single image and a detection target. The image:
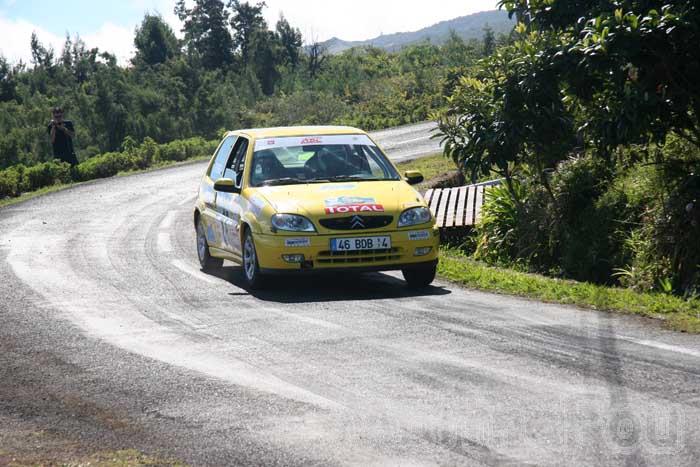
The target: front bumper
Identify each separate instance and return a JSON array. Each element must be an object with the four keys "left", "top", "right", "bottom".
[{"left": 254, "top": 227, "right": 440, "bottom": 272}]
